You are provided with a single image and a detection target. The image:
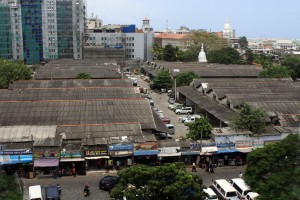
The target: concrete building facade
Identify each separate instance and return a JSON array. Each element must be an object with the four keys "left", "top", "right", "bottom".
[{"left": 0, "top": 0, "right": 86, "bottom": 64}]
